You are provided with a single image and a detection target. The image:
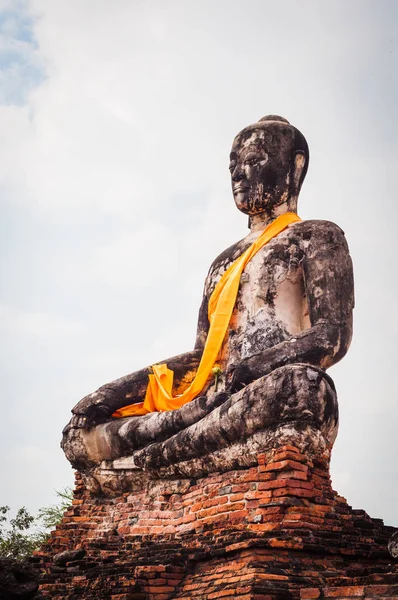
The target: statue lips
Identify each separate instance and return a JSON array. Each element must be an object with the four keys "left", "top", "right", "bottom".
[
  {"left": 233, "top": 184, "right": 251, "bottom": 212},
  {"left": 233, "top": 184, "right": 250, "bottom": 197}
]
